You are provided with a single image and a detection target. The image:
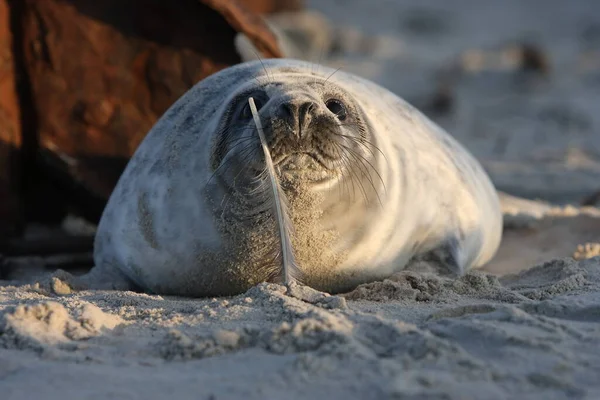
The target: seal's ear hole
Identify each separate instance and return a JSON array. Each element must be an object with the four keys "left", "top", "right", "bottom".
[{"left": 325, "top": 99, "right": 347, "bottom": 121}]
